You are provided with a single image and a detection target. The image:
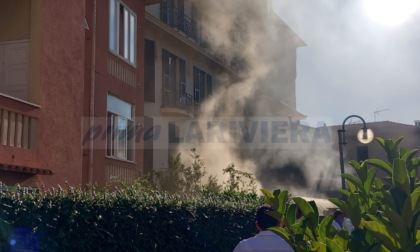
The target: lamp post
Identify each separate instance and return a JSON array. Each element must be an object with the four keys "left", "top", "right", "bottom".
[{"left": 338, "top": 115, "right": 374, "bottom": 191}]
